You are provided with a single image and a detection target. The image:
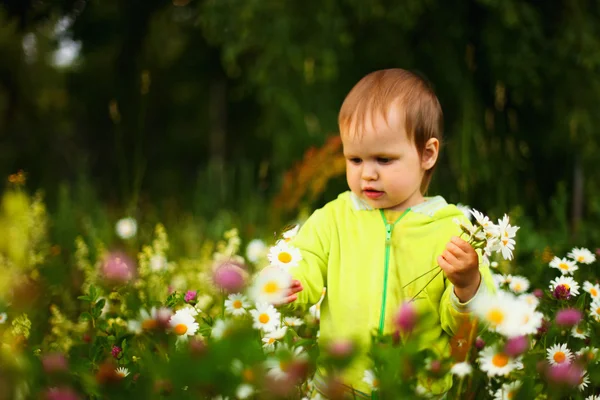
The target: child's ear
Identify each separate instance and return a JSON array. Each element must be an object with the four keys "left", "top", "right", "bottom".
[{"left": 421, "top": 138, "right": 439, "bottom": 170}]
